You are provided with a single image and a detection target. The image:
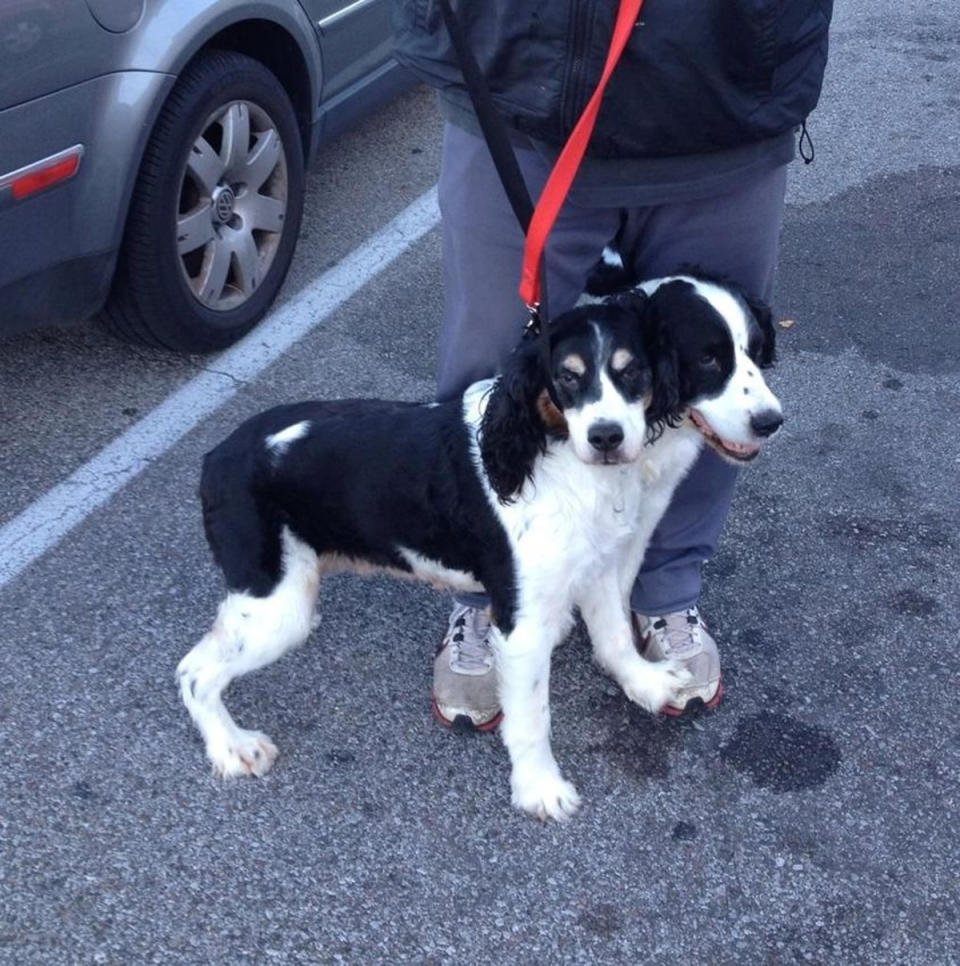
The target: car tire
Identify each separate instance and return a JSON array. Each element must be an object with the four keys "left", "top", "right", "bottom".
[{"left": 101, "top": 50, "right": 305, "bottom": 353}]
